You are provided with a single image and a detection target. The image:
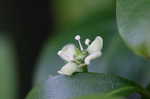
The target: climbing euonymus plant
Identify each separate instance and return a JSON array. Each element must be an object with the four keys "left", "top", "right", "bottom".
[
  {"left": 57, "top": 35, "right": 103, "bottom": 76},
  {"left": 26, "top": 0, "right": 150, "bottom": 99}
]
